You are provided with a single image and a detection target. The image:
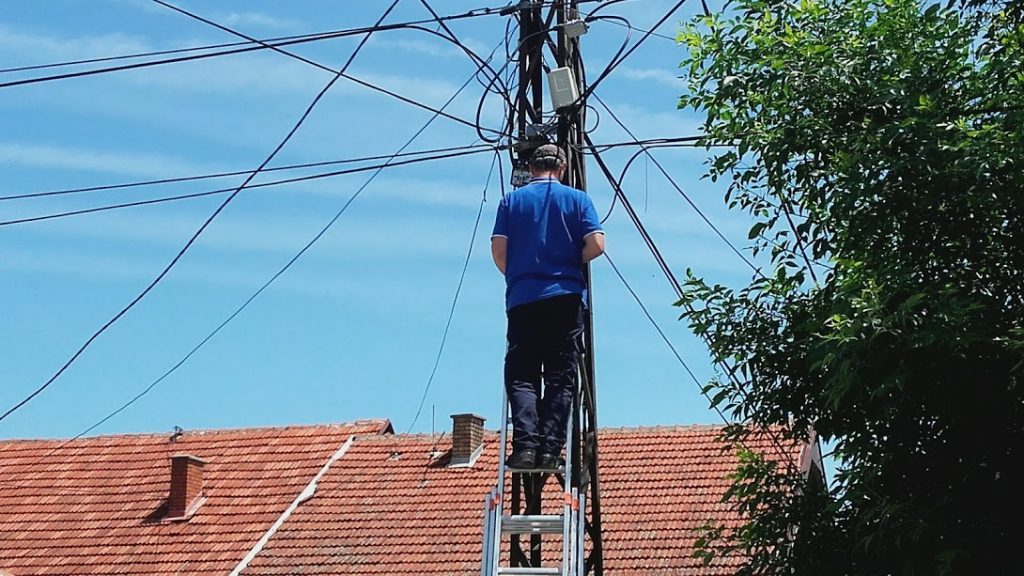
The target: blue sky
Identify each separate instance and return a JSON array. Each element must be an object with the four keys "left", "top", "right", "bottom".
[{"left": 0, "top": 0, "right": 763, "bottom": 441}]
